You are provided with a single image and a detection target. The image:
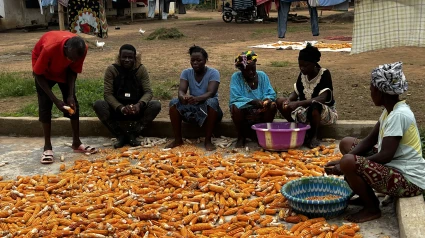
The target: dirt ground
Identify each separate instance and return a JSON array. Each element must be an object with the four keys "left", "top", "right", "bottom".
[{"left": 1, "top": 10, "right": 424, "bottom": 125}]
